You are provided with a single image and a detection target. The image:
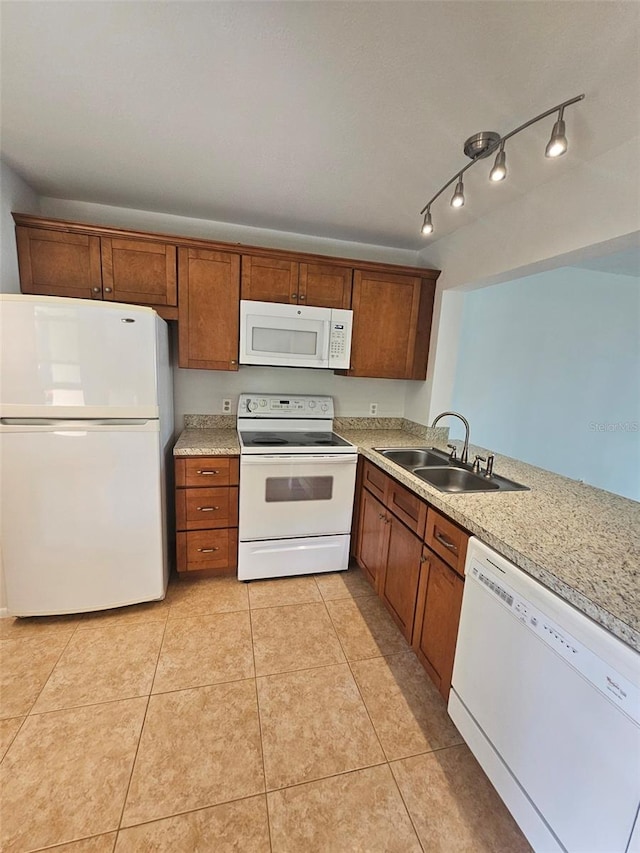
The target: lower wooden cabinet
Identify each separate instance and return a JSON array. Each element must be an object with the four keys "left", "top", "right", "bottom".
[
  {"left": 174, "top": 455, "right": 239, "bottom": 575},
  {"left": 413, "top": 548, "right": 464, "bottom": 701},
  {"left": 356, "top": 488, "right": 388, "bottom": 591},
  {"left": 355, "top": 457, "right": 469, "bottom": 698},
  {"left": 379, "top": 513, "right": 423, "bottom": 641}
]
